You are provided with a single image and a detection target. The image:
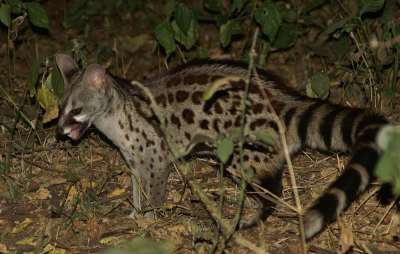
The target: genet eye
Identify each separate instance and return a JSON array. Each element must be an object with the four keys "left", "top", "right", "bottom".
[{"left": 70, "top": 108, "right": 82, "bottom": 116}]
